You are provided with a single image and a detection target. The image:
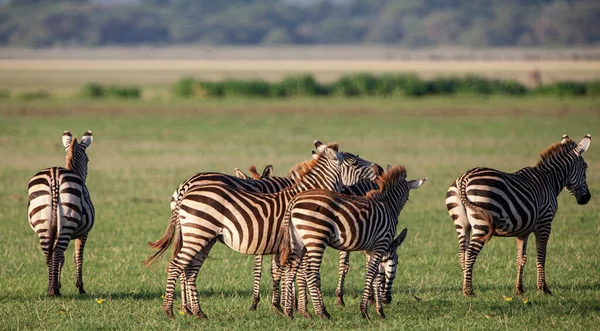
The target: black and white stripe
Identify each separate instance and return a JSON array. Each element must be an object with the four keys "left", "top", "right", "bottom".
[
  {"left": 279, "top": 165, "right": 426, "bottom": 319},
  {"left": 145, "top": 141, "right": 382, "bottom": 319},
  {"left": 445, "top": 134, "right": 591, "bottom": 296},
  {"left": 27, "top": 130, "right": 94, "bottom": 296}
]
